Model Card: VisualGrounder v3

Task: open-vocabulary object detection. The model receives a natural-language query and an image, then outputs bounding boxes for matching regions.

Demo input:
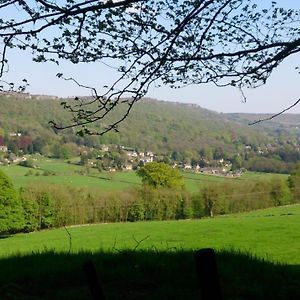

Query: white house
[0,145,8,152]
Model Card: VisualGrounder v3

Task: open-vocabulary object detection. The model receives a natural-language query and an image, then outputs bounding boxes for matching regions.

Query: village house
[87,159,96,166]
[123,164,133,171]
[126,150,138,158]
[200,167,227,175]
[9,132,22,137]
[7,153,27,164]
[194,164,201,172]
[140,155,154,164]
[183,164,192,170]
[101,145,109,152]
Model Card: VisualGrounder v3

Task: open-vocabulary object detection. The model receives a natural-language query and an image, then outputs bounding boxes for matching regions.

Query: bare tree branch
[0,0,299,135]
[249,98,300,125]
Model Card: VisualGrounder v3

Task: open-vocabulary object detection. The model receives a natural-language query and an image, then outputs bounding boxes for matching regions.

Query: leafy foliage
[0,169,296,234]
[288,162,300,201]
[137,162,184,188]
[0,170,24,234]
[0,95,269,156]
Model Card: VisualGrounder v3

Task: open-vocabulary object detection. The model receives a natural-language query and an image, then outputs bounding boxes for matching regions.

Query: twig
[64,225,72,253]
[239,86,247,103]
[112,236,121,253]
[132,234,150,250]
[249,98,300,125]
[0,35,13,78]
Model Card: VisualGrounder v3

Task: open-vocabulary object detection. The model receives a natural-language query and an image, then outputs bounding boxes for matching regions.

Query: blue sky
[2,0,300,114]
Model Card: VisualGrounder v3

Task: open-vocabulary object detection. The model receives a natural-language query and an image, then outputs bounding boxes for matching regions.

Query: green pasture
[0,158,288,192]
[240,171,288,181]
[0,159,141,191]
[1,204,299,264]
[0,205,300,299]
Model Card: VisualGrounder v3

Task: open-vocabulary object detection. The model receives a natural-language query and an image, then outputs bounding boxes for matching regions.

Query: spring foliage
[0,170,24,233]
[0,167,298,234]
[288,162,300,201]
[136,162,184,188]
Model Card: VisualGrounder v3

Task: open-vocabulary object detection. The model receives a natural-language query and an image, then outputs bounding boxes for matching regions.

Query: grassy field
[0,158,288,192]
[0,204,299,299]
[1,204,299,264]
[0,158,141,191]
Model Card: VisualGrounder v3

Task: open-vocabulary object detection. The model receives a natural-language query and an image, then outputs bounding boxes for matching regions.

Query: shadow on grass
[0,249,299,300]
[0,235,11,240]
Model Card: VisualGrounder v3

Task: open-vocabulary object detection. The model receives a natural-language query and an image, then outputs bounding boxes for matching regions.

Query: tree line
[1,163,300,235]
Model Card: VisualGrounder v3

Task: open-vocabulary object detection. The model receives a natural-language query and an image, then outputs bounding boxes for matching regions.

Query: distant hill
[226,113,300,141]
[118,99,272,153]
[0,95,274,154]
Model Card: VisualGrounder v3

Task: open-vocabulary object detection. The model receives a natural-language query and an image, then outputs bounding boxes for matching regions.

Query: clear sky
[2,0,300,114]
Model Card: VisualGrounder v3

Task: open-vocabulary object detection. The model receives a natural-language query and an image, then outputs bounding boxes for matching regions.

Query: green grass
[1,204,300,264]
[183,170,288,192]
[0,159,141,190]
[0,205,300,299]
[240,171,288,181]
[0,158,288,192]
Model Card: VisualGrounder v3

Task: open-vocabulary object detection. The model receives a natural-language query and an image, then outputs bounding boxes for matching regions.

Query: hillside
[0,94,271,153]
[1,94,300,173]
[227,113,300,140]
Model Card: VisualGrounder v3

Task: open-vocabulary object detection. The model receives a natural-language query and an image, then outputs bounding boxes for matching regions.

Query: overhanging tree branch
[0,0,299,135]
[249,98,300,125]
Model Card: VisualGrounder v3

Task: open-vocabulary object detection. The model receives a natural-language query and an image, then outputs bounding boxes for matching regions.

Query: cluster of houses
[0,132,26,165]
[173,159,242,177]
[120,146,154,163]
[86,146,155,172]
[0,136,242,176]
[90,145,241,176]
[0,153,27,165]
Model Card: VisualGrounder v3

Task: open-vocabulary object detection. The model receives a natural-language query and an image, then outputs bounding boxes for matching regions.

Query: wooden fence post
[194,248,223,300]
[83,261,106,300]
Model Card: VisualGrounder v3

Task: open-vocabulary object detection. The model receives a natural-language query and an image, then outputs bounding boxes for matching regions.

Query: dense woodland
[1,95,300,173]
[1,163,300,234]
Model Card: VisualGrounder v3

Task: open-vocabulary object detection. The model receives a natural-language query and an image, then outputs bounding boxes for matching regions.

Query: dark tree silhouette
[0,0,300,134]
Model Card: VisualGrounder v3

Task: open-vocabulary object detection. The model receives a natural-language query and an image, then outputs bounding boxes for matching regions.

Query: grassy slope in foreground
[1,204,300,264]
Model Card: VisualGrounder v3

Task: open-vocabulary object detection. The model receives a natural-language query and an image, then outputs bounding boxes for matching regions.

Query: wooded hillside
[1,94,299,173]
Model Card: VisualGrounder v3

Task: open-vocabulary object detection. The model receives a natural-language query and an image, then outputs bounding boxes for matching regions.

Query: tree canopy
[1,1,300,134]
[288,162,300,201]
[0,170,24,234]
[137,162,184,188]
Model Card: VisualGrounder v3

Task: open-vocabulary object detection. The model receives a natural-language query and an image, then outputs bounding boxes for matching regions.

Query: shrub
[19,159,35,168]
[128,203,145,222]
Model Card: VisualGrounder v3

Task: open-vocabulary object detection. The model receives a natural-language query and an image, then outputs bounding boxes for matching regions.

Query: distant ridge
[227,112,300,126]
[0,93,299,156]
[0,91,59,100]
